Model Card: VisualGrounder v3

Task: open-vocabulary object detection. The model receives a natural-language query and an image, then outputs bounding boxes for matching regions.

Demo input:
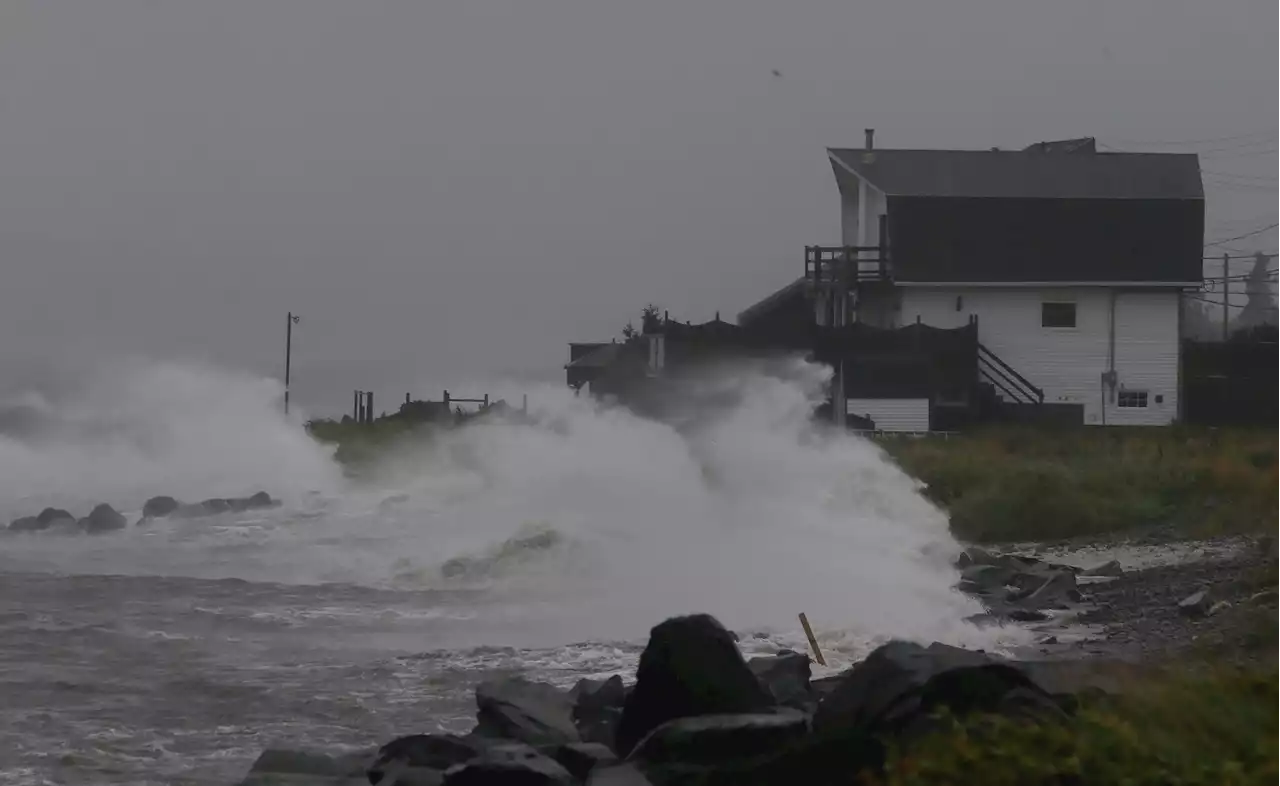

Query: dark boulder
[142,496,180,520]
[10,507,76,532]
[238,747,374,785]
[9,515,42,532]
[80,504,127,534]
[39,507,76,526]
[1178,589,1213,618]
[626,711,808,767]
[548,742,618,780]
[474,677,579,747]
[1081,559,1123,578]
[586,764,655,785]
[570,675,627,748]
[747,650,814,712]
[199,498,232,515]
[228,491,277,512]
[614,614,772,757]
[367,734,485,782]
[443,745,574,786]
[812,641,1062,744]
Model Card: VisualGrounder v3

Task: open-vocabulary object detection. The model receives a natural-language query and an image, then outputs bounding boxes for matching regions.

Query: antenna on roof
[865,128,875,150]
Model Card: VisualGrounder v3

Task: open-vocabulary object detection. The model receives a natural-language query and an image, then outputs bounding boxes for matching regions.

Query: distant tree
[1182,296,1218,341]
[621,321,638,340]
[640,303,662,334]
[1234,251,1278,331]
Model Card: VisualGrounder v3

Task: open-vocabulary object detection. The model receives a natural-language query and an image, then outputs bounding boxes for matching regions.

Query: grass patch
[880,426,1278,543]
[875,663,1278,786]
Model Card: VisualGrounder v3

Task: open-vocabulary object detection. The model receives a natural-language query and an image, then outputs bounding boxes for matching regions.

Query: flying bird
[771,69,782,78]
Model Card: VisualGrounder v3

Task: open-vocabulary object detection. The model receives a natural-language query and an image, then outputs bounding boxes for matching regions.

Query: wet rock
[474,677,579,747]
[614,614,772,757]
[79,503,126,534]
[1178,589,1213,618]
[959,563,1016,589]
[570,675,627,749]
[367,734,484,779]
[548,742,617,780]
[442,747,574,785]
[627,711,808,767]
[142,496,180,520]
[1258,535,1277,560]
[228,491,277,512]
[238,747,373,785]
[8,515,42,532]
[10,507,77,532]
[1006,608,1050,622]
[1248,587,1279,605]
[1081,559,1124,577]
[586,764,655,785]
[812,641,1061,743]
[747,650,814,712]
[1208,600,1233,616]
[1022,569,1079,606]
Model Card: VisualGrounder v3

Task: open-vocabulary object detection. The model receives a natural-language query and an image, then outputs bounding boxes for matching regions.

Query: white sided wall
[846,398,930,432]
[899,287,1181,426]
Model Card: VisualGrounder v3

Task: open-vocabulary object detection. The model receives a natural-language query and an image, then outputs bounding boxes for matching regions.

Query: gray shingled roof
[828,148,1204,200]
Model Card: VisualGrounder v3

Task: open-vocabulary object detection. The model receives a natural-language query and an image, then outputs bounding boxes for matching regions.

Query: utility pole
[284,312,300,414]
[1221,252,1229,342]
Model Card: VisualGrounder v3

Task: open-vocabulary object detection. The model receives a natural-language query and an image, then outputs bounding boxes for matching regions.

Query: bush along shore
[235,609,1276,786]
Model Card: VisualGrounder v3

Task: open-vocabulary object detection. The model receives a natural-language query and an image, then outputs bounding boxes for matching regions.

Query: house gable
[826,144,1205,286]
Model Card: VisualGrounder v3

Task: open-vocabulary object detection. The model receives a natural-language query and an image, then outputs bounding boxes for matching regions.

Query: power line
[1205,223,1280,249]
[1109,132,1275,147]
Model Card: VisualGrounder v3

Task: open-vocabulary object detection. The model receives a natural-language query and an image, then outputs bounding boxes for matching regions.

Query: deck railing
[804,245,892,287]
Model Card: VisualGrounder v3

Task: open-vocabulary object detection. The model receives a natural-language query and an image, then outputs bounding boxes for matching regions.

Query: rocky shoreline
[231,535,1277,786]
[7,491,280,534]
[237,614,1080,786]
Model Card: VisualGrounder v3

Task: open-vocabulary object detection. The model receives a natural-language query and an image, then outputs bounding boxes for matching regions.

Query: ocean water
[0,359,1023,785]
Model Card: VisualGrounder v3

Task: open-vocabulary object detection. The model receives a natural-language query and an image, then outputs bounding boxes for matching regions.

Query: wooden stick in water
[798,612,826,666]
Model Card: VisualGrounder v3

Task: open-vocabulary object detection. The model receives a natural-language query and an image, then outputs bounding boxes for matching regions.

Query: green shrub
[883,426,1277,543]
[875,666,1278,786]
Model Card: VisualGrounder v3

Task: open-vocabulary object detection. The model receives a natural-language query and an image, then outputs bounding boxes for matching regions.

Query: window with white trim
[1117,390,1149,408]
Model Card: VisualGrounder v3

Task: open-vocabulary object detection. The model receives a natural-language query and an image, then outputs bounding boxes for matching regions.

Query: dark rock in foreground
[80,503,127,534]
[237,747,373,785]
[443,743,575,785]
[747,650,814,712]
[474,677,580,747]
[241,612,1077,786]
[570,675,627,749]
[614,613,772,757]
[813,640,1062,744]
[367,734,484,780]
[628,711,809,767]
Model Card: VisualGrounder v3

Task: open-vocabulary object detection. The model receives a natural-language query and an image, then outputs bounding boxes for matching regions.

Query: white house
[745,133,1205,429]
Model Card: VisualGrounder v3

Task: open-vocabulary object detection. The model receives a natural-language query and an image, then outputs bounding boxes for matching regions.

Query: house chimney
[865,128,875,150]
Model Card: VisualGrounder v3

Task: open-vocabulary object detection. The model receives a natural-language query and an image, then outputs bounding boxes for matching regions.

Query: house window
[1117,390,1149,408]
[1041,302,1077,328]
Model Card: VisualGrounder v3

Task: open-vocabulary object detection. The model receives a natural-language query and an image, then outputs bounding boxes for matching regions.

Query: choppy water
[0,359,1025,784]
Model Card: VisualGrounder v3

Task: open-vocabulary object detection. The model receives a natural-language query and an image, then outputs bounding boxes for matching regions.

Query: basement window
[1041,302,1077,328]
[1117,390,1149,408]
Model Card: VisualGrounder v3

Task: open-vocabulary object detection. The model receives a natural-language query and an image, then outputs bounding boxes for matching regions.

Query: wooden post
[443,390,450,409]
[353,390,360,421]
[1222,252,1230,341]
[366,391,374,424]
[798,612,826,666]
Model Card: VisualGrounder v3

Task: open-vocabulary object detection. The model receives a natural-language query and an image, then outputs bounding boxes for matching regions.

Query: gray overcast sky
[1,0,1275,414]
